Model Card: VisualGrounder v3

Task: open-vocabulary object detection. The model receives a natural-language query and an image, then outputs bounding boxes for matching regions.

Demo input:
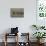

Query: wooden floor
[0,42,46,46]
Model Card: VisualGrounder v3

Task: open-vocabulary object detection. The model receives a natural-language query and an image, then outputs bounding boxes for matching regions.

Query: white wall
[0,0,36,42]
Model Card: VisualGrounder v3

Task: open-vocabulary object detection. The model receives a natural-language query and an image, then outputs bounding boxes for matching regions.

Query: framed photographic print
[36,0,46,26]
[37,0,46,18]
[10,8,24,17]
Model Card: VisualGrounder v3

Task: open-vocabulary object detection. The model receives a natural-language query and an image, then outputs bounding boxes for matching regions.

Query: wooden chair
[20,33,30,46]
[4,33,18,46]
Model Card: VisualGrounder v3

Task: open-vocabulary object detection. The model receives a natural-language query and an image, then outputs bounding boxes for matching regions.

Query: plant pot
[37,39,40,43]
[40,38,45,43]
[37,39,45,44]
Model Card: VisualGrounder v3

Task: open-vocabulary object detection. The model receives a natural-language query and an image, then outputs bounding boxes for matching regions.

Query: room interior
[0,0,46,46]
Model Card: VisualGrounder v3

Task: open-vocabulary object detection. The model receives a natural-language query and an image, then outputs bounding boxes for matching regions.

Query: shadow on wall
[0,28,11,42]
[29,25,37,42]
[3,28,11,34]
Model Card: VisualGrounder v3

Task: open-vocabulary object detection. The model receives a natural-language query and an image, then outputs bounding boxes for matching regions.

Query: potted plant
[33,32,46,43]
[40,26,45,29]
[32,24,45,30]
[32,25,39,30]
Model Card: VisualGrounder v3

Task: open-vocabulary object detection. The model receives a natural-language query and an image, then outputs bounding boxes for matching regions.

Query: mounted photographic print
[37,0,46,18]
[10,8,24,17]
[36,0,46,26]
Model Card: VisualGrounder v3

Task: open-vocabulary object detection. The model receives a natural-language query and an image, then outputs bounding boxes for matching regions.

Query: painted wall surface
[0,0,36,42]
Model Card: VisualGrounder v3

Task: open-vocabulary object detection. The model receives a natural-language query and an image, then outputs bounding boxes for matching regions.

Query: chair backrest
[11,27,18,34]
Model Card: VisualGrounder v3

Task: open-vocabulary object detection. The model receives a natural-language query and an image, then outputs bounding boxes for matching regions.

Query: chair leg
[15,34,18,46]
[4,33,7,46]
[4,41,7,46]
[17,34,18,46]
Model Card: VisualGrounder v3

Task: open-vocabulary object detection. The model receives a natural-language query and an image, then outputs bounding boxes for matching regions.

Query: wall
[0,0,36,42]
